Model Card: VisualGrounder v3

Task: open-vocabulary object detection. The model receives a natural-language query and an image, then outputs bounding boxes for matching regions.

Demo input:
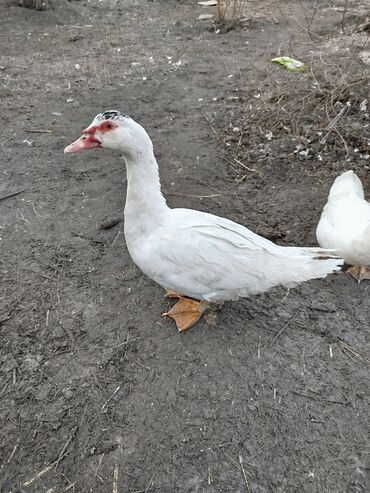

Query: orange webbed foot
[347,265,370,283]
[163,295,209,332]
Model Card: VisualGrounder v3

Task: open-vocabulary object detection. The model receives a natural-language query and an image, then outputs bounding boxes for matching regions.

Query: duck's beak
[64,133,101,154]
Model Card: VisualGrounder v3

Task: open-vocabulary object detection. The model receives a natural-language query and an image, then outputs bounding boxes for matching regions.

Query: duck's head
[64,110,152,160]
[328,170,364,199]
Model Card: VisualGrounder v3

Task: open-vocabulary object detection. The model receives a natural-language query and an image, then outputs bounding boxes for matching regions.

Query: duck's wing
[171,208,326,257]
[152,209,341,301]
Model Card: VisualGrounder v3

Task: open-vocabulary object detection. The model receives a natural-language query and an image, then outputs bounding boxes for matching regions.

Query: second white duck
[65,111,343,331]
[317,169,370,282]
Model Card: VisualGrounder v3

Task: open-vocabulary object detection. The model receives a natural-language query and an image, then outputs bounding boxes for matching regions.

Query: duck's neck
[124,148,169,228]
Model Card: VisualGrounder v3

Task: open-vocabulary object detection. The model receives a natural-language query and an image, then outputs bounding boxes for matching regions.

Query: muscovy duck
[317,170,370,282]
[65,111,343,331]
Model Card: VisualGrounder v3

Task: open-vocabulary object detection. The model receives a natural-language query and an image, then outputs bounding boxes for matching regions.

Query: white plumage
[316,170,370,268]
[128,207,342,302]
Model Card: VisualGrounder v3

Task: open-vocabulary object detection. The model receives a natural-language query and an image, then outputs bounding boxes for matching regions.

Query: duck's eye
[106,122,113,129]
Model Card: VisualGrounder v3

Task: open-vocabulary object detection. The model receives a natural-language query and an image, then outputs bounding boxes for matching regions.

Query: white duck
[316,170,370,282]
[65,111,343,331]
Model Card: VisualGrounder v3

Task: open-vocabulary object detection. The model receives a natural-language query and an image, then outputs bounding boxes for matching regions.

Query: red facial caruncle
[83,120,118,135]
[64,119,118,154]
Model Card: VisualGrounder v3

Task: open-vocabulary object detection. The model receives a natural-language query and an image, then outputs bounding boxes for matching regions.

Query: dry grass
[261,35,370,158]
[221,16,370,174]
[215,0,243,26]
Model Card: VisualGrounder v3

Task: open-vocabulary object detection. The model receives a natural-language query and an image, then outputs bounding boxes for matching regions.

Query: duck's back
[317,195,370,265]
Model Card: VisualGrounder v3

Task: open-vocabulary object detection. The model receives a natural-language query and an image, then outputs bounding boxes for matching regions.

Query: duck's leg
[163,292,209,331]
[347,265,370,283]
[164,290,184,299]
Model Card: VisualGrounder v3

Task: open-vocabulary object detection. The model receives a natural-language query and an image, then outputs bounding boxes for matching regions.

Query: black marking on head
[96,110,129,122]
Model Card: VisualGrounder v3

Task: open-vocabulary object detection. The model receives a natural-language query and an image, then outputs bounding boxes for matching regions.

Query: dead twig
[22,429,75,489]
[112,464,119,493]
[300,0,321,42]
[238,455,251,492]
[23,462,60,487]
[167,192,222,198]
[292,388,348,405]
[337,339,370,365]
[222,156,256,173]
[55,426,78,470]
[223,451,254,489]
[272,310,299,342]
[7,444,17,463]
[25,129,52,134]
[233,157,256,173]
[101,386,120,412]
[204,114,217,135]
[64,482,76,492]
[110,230,122,248]
[0,312,12,324]
[0,190,25,202]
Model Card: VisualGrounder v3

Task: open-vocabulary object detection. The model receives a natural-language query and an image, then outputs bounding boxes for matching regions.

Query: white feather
[128,208,342,301]
[70,113,344,302]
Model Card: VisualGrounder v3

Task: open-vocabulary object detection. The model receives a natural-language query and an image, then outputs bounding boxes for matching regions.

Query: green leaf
[271,56,306,72]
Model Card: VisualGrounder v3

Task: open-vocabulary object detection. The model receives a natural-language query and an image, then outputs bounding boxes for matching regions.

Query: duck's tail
[280,246,343,287]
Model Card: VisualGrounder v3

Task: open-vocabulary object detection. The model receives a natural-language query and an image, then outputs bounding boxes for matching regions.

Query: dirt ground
[1,0,370,491]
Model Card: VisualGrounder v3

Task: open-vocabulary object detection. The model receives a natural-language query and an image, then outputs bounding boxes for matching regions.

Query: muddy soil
[1,0,370,491]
